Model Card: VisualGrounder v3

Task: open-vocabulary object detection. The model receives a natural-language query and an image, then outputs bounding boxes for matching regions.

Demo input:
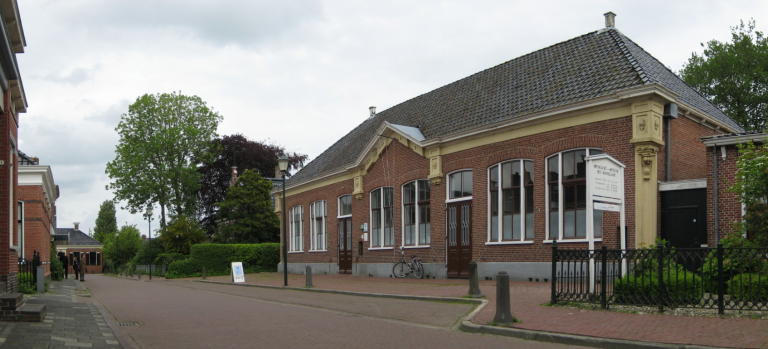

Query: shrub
[728,273,768,301]
[614,269,703,306]
[50,258,64,281]
[166,243,279,279]
[155,253,188,266]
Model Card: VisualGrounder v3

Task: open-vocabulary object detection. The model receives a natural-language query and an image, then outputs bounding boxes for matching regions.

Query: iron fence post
[601,246,607,309]
[717,243,724,315]
[657,244,664,313]
[551,240,557,305]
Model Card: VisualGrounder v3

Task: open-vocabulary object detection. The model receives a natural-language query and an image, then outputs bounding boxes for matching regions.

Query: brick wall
[705,144,741,246]
[19,185,54,276]
[666,116,720,181]
[285,116,641,267]
[0,89,20,292]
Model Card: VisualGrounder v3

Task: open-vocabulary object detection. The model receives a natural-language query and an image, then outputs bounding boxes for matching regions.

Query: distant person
[73,257,80,280]
[60,253,69,279]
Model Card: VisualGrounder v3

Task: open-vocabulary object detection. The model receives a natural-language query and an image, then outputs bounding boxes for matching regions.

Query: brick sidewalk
[198,272,768,348]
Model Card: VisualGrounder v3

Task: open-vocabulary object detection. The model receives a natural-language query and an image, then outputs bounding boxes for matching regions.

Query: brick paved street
[1,277,122,348]
[86,274,584,349]
[198,272,768,349]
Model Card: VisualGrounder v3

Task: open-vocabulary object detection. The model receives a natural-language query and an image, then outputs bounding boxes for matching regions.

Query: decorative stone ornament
[636,146,659,180]
[427,148,443,185]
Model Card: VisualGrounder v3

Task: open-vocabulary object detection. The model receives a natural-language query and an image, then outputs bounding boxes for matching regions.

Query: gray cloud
[41,67,93,85]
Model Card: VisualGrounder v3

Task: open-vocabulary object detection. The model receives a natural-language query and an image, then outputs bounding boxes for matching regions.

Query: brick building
[18,151,58,279]
[0,0,28,292]
[276,13,743,280]
[54,224,103,275]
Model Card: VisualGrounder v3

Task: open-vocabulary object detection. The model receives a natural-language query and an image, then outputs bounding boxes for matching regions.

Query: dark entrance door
[661,188,707,249]
[338,218,353,274]
[447,201,472,278]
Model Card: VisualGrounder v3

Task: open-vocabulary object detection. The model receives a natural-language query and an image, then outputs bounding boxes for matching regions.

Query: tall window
[309,201,327,251]
[448,170,473,200]
[547,149,603,240]
[338,195,352,217]
[370,187,394,248]
[403,180,430,246]
[17,201,23,257]
[488,160,533,243]
[86,251,100,266]
[289,206,304,251]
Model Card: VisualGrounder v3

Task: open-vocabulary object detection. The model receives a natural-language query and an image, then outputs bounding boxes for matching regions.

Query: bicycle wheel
[393,262,408,278]
[413,261,424,279]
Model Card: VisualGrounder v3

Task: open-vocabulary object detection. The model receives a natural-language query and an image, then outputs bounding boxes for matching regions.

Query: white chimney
[604,12,616,28]
[369,106,376,117]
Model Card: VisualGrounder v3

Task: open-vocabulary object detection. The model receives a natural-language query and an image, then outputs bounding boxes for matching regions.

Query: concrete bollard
[37,267,45,293]
[202,267,206,280]
[493,271,516,324]
[306,266,313,287]
[138,270,142,279]
[130,268,134,278]
[467,261,483,298]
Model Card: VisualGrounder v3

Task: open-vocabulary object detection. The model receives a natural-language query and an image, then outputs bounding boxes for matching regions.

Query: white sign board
[231,262,245,283]
[594,202,620,212]
[587,156,624,202]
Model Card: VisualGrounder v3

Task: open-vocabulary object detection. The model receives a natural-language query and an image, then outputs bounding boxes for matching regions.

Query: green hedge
[166,243,280,279]
[728,273,768,301]
[614,271,703,305]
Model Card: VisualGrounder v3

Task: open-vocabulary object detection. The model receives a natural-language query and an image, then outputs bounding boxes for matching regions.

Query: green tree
[158,215,206,255]
[730,141,768,246]
[93,200,118,243]
[106,92,223,227]
[680,19,768,131]
[132,238,165,266]
[214,170,280,243]
[102,224,143,266]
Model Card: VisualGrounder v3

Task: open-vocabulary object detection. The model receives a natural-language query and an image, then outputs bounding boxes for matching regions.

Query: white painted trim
[702,133,768,146]
[308,250,327,253]
[401,179,431,248]
[288,251,304,254]
[658,179,707,191]
[367,247,394,251]
[445,169,473,202]
[485,241,534,246]
[402,245,430,249]
[543,239,600,244]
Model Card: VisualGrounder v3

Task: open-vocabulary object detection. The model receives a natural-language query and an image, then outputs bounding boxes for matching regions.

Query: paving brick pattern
[0,277,121,348]
[86,274,582,349]
[201,272,768,349]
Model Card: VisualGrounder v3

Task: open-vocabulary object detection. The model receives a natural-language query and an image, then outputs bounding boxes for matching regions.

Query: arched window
[546,149,603,241]
[289,206,304,252]
[403,180,430,247]
[309,201,327,251]
[370,187,394,248]
[447,170,473,201]
[338,195,352,218]
[488,160,533,243]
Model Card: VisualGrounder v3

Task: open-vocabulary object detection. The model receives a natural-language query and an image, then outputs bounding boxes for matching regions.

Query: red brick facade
[667,116,720,181]
[19,185,55,277]
[0,89,20,291]
[705,144,741,246]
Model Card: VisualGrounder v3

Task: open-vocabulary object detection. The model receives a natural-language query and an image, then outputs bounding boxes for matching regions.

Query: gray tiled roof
[54,228,103,246]
[288,28,743,188]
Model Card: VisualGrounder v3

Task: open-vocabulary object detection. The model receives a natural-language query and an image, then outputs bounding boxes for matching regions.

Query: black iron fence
[551,243,768,313]
[18,251,40,286]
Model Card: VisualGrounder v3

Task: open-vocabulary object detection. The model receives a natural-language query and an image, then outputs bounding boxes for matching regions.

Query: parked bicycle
[393,247,424,279]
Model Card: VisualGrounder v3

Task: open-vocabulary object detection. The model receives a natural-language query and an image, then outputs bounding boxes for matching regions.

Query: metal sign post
[586,154,626,293]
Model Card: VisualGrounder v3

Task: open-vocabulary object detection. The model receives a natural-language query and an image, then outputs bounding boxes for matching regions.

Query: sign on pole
[231,262,245,283]
[585,154,626,293]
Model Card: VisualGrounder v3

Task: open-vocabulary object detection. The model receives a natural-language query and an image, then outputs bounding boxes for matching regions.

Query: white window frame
[338,195,352,218]
[289,206,304,252]
[544,148,603,243]
[401,179,430,248]
[309,200,327,252]
[9,145,15,250]
[486,160,534,245]
[17,201,24,257]
[369,187,394,250]
[445,169,473,203]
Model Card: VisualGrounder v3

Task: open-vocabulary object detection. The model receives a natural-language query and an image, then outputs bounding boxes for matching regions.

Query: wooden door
[447,201,472,278]
[338,218,353,274]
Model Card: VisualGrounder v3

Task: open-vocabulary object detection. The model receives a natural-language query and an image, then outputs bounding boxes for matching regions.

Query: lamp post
[145,207,154,280]
[277,156,289,287]
[115,229,120,273]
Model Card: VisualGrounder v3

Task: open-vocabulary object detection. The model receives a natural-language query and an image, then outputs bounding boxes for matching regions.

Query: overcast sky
[14,0,767,237]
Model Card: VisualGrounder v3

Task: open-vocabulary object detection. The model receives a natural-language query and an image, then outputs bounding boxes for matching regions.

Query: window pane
[563,151,574,180]
[462,171,473,197]
[384,188,393,207]
[405,204,416,225]
[564,185,576,210]
[525,213,534,239]
[503,213,513,240]
[550,212,559,239]
[575,150,587,179]
[339,223,344,250]
[489,166,499,190]
[549,184,559,211]
[512,213,521,240]
[419,180,430,201]
[491,215,499,241]
[548,156,559,182]
[450,173,462,198]
[503,189,514,215]
[420,204,430,245]
[371,189,381,209]
[524,160,534,185]
[564,211,575,238]
[502,163,512,188]
[405,225,413,246]
[526,185,534,213]
[594,210,603,238]
[576,209,586,238]
[576,184,586,209]
[347,220,352,247]
[404,183,415,204]
[512,161,521,188]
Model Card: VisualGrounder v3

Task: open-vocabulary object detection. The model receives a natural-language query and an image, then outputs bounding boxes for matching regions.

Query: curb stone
[199,279,729,349]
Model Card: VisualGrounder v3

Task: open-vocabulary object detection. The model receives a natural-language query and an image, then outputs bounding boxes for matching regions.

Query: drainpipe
[663,103,677,182]
[714,143,719,245]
